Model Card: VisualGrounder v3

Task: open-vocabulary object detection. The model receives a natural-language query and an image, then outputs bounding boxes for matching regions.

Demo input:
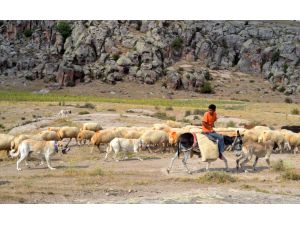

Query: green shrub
[277,86,285,92]
[193,115,199,120]
[193,109,206,115]
[112,54,119,61]
[23,29,33,38]
[171,37,184,50]
[0,123,5,129]
[165,106,173,111]
[107,108,116,112]
[283,63,288,73]
[200,82,213,94]
[184,110,191,117]
[281,170,300,181]
[152,112,175,121]
[21,117,26,120]
[226,121,236,128]
[83,102,95,109]
[78,111,90,115]
[291,108,299,115]
[284,97,293,104]
[271,50,280,64]
[56,21,72,40]
[272,159,289,172]
[198,172,237,184]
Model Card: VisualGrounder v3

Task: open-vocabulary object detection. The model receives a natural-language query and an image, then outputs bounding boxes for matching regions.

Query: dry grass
[198,172,237,184]
[271,159,291,172]
[281,170,300,181]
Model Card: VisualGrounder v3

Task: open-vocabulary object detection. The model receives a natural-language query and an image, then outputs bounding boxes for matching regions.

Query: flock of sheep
[0,116,300,171]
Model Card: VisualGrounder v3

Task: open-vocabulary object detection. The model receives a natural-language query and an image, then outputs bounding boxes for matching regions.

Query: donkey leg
[167,152,179,174]
[182,151,191,174]
[206,162,211,172]
[221,154,229,172]
[252,156,259,171]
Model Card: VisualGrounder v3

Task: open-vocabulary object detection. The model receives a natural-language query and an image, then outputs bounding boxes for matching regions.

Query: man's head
[208,104,216,115]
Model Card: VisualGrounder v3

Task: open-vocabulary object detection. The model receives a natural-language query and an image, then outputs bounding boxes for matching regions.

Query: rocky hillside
[0,20,300,95]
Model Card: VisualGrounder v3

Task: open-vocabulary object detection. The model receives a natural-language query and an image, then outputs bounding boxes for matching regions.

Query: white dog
[57,109,71,118]
[10,139,69,171]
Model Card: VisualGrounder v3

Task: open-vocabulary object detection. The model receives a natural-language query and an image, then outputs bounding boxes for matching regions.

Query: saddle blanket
[194,133,219,162]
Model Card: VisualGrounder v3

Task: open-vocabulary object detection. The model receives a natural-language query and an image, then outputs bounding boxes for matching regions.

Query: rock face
[1,20,300,94]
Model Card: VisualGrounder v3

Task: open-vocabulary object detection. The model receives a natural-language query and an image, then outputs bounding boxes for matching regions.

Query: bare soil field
[1,102,300,203]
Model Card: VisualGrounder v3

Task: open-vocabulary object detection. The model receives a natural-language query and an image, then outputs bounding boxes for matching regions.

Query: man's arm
[202,121,212,131]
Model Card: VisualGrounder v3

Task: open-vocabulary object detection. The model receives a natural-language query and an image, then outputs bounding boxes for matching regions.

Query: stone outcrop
[1,20,300,94]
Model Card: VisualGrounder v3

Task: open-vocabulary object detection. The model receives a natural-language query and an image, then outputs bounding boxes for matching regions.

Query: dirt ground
[1,107,300,203]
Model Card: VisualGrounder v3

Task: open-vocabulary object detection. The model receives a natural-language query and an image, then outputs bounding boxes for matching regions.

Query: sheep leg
[206,162,211,172]
[293,146,299,155]
[167,152,179,174]
[114,150,120,162]
[104,146,111,161]
[65,138,72,147]
[252,156,259,171]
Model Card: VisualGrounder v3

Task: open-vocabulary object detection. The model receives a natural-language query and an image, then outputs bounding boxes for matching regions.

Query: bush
[112,54,119,61]
[272,159,289,172]
[193,109,206,115]
[277,86,285,92]
[165,106,173,111]
[152,112,175,121]
[21,117,26,120]
[83,102,95,109]
[291,108,299,115]
[107,108,116,112]
[23,29,33,38]
[193,115,199,120]
[200,82,213,94]
[59,101,66,106]
[226,121,236,128]
[78,111,90,115]
[281,170,300,181]
[56,21,72,40]
[271,50,280,64]
[184,110,191,117]
[283,63,288,74]
[284,97,293,104]
[171,37,183,50]
[198,172,237,184]
[0,123,5,129]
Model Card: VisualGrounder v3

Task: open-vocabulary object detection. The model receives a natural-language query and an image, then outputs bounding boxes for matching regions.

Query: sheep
[105,138,143,161]
[139,130,169,152]
[242,129,262,143]
[34,130,60,141]
[258,130,285,153]
[90,129,121,153]
[56,126,80,146]
[281,130,300,154]
[48,127,61,132]
[152,123,171,130]
[252,126,271,131]
[81,122,102,132]
[0,133,15,157]
[10,134,32,152]
[235,140,275,172]
[77,130,95,145]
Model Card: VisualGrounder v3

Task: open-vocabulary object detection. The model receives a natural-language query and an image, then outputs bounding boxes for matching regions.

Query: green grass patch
[272,159,291,172]
[281,170,300,181]
[78,111,90,115]
[0,90,245,108]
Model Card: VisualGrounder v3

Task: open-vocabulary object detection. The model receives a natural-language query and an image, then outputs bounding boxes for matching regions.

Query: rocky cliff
[1,20,300,95]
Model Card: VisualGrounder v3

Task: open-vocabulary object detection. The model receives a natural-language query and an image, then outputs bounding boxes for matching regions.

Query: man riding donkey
[201,104,229,171]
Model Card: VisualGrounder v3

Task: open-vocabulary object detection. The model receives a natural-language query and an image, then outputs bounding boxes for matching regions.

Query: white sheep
[77,130,95,145]
[10,134,31,152]
[0,133,15,157]
[90,129,121,153]
[35,130,60,141]
[57,126,80,146]
[281,130,300,154]
[140,130,169,152]
[81,122,102,132]
[105,138,143,161]
[258,130,285,153]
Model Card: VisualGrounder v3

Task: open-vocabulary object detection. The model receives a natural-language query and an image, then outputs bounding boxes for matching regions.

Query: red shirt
[202,111,217,133]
